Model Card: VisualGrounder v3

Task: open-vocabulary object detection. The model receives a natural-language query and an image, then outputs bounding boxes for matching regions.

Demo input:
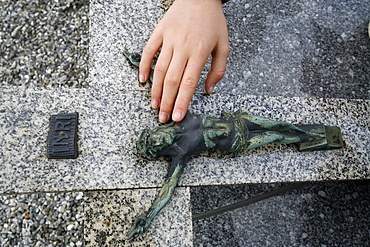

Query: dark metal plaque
[47,112,79,159]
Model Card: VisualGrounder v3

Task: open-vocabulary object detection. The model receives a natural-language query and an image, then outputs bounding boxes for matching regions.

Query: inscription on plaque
[47,112,79,159]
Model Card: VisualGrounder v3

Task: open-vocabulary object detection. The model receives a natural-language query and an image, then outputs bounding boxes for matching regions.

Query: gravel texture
[0,192,84,247]
[1,1,88,245]
[0,0,89,87]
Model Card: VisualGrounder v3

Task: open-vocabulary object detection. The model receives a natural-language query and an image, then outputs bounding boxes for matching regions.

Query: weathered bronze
[127,110,344,239]
[123,51,154,85]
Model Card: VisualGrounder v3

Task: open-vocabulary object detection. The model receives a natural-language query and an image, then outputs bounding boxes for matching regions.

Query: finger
[139,31,163,83]
[158,53,187,123]
[151,45,173,110]
[172,57,205,122]
[205,42,229,94]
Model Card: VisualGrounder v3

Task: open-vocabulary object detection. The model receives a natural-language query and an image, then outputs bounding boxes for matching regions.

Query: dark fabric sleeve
[222,0,230,3]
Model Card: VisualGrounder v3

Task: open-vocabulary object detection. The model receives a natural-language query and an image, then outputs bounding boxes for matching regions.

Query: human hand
[139,0,229,123]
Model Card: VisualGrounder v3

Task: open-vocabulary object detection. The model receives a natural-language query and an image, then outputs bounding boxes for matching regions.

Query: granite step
[84,188,193,246]
[1,86,368,194]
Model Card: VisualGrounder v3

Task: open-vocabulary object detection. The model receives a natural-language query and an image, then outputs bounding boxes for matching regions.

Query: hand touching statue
[139,0,229,123]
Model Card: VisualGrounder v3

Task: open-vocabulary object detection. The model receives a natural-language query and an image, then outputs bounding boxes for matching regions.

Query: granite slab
[90,0,370,99]
[192,180,370,246]
[184,94,370,185]
[0,87,164,194]
[220,0,370,99]
[89,0,163,91]
[0,86,369,194]
[84,187,193,246]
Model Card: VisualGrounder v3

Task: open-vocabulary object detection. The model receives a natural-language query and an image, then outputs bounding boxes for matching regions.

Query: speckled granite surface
[84,187,192,246]
[192,180,370,246]
[90,0,370,98]
[1,87,369,193]
[1,87,369,194]
[89,0,162,91]
[219,0,370,99]
[0,87,161,193]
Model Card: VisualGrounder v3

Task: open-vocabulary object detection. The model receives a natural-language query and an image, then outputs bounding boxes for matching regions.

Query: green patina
[201,114,232,149]
[124,50,344,240]
[137,126,176,159]
[128,163,183,239]
[123,51,154,84]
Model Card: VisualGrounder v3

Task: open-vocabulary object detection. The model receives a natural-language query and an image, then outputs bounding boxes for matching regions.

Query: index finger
[139,32,163,83]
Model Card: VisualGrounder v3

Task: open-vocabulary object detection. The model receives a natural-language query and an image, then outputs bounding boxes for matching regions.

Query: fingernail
[159,111,168,123]
[139,73,145,83]
[173,110,182,122]
[208,85,215,94]
[151,99,159,109]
